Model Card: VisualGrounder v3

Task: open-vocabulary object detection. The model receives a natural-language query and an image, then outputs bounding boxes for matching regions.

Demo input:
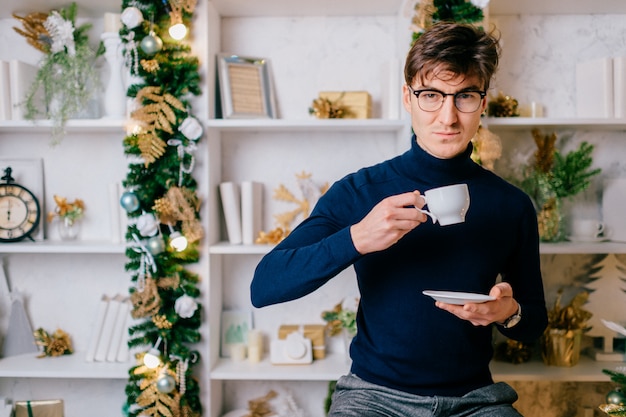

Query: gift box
[318,91,372,119]
[15,400,63,417]
[278,324,326,359]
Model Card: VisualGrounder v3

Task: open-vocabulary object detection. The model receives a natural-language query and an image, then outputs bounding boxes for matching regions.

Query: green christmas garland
[117,1,203,416]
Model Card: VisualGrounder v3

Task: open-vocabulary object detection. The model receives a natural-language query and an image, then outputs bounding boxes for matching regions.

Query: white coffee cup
[416,184,470,226]
[570,219,605,239]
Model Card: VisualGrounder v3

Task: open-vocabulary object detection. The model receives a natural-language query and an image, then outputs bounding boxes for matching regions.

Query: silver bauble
[146,235,166,255]
[607,388,626,405]
[120,191,140,212]
[156,373,176,393]
[140,32,163,55]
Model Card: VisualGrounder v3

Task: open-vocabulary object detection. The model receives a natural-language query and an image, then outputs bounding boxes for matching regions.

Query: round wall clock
[0,166,41,242]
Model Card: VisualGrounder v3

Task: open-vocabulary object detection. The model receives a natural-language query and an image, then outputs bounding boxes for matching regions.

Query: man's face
[402,70,487,160]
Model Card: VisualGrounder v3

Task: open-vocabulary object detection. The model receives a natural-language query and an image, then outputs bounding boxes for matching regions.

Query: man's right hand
[350,191,428,255]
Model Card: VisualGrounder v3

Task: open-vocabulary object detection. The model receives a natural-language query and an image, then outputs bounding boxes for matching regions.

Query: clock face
[0,184,40,242]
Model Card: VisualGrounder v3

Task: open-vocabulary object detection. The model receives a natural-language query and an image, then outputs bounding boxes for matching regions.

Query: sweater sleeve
[250,190,362,308]
[497,194,548,342]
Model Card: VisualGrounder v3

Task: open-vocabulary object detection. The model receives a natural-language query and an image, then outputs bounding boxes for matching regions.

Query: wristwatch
[499,303,522,329]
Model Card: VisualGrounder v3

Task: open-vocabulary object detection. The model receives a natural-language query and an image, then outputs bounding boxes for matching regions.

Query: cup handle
[416,207,438,224]
[414,195,437,224]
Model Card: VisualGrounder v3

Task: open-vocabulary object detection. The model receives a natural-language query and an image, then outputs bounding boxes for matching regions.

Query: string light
[143,336,162,368]
[169,22,187,40]
[168,224,188,251]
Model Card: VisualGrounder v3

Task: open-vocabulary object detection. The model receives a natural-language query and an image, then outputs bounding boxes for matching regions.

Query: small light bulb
[169,232,188,251]
[169,23,187,40]
[144,348,161,368]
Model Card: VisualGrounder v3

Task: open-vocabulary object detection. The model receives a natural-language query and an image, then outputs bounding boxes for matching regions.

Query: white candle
[104,13,122,33]
[531,101,543,118]
[248,345,262,363]
[230,343,247,362]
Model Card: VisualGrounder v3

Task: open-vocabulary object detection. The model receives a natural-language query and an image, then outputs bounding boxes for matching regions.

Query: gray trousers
[328,373,523,417]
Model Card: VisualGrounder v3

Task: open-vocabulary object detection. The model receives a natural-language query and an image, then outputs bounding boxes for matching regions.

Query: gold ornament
[131,86,187,165]
[271,172,328,231]
[33,328,73,357]
[131,277,162,319]
[531,128,557,174]
[471,125,502,171]
[153,186,203,244]
[244,390,278,417]
[157,273,181,290]
[12,12,50,53]
[411,0,435,33]
[134,132,168,166]
[133,86,186,134]
[136,377,179,414]
[255,227,288,245]
[537,196,560,242]
[495,339,533,364]
[141,59,160,73]
[487,92,520,117]
[153,314,173,329]
[309,95,350,119]
[168,0,197,31]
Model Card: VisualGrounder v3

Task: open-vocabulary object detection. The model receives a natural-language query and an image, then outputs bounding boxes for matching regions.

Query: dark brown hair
[404,21,500,91]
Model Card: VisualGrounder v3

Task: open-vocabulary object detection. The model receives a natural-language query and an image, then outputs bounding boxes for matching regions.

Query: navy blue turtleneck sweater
[251,136,547,397]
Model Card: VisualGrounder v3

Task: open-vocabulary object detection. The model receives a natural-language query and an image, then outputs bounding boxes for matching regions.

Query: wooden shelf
[0,352,131,379]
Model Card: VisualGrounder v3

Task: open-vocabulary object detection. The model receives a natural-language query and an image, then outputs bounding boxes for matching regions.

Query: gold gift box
[278,324,326,359]
[15,400,64,417]
[319,91,372,119]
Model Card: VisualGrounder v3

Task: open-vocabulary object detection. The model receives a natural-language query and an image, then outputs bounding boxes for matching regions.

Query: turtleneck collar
[397,134,480,185]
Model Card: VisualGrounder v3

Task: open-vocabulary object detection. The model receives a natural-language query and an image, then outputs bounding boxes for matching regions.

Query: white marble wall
[492,14,626,118]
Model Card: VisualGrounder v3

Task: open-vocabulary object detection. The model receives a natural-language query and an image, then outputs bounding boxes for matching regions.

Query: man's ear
[402,84,412,113]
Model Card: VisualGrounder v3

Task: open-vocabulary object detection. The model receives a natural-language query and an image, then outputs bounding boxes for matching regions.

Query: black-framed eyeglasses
[408,86,486,113]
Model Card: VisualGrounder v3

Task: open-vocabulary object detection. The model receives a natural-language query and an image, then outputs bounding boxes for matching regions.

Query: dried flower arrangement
[13,2,103,144]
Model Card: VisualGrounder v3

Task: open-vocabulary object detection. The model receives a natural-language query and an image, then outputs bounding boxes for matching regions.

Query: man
[251,21,547,416]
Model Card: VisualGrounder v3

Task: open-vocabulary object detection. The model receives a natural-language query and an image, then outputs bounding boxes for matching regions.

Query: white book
[219,182,243,244]
[8,60,38,120]
[0,61,11,120]
[241,181,263,245]
[576,57,613,118]
[116,310,135,363]
[613,56,626,118]
[85,295,110,362]
[107,297,130,362]
[94,295,121,362]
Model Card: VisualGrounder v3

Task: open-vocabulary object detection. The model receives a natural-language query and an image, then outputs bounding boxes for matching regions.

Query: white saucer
[422,290,495,305]
[567,235,609,243]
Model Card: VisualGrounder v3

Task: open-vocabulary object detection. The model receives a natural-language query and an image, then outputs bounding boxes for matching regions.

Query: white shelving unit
[2,0,626,416]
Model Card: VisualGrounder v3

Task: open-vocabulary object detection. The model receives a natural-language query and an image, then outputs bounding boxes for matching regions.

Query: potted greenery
[542,289,592,367]
[518,129,601,242]
[13,2,103,144]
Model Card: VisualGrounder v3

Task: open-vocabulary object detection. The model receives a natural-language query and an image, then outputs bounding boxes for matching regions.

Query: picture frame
[217,54,277,119]
[220,309,253,357]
